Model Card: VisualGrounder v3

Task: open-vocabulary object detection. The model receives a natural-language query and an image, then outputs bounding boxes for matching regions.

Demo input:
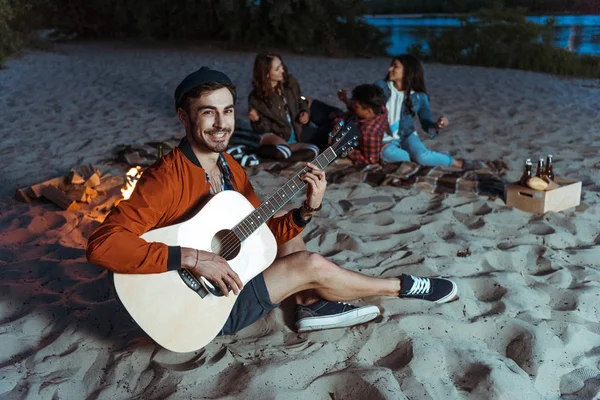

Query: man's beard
[192,125,233,153]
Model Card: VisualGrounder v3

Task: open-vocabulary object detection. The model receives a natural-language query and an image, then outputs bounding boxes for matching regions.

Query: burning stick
[120,166,143,201]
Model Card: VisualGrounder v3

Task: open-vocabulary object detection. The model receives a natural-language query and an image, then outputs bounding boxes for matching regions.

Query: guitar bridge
[178,269,210,298]
[198,277,227,297]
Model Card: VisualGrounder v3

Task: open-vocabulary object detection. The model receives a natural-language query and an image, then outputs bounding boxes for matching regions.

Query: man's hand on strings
[182,248,243,296]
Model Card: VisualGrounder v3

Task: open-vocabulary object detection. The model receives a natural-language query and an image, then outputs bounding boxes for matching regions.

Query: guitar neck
[232,147,338,241]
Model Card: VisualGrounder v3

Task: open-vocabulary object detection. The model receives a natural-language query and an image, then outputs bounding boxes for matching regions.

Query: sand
[0,42,599,399]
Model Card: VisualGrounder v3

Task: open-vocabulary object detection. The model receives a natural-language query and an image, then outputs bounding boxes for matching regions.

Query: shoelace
[406,276,431,295]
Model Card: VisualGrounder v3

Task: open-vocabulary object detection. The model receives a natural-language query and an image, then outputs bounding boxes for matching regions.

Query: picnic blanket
[108,135,508,199]
[259,159,508,199]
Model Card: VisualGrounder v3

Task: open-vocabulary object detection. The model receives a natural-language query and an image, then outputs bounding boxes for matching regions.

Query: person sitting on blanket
[339,54,464,168]
[247,52,341,163]
[86,66,459,339]
[330,84,389,166]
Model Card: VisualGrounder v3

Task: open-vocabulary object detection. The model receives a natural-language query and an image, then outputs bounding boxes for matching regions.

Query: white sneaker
[296,301,380,333]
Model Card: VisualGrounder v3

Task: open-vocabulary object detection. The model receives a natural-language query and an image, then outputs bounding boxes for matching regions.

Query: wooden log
[80,164,92,180]
[27,176,66,198]
[69,168,85,185]
[93,191,123,212]
[85,186,98,200]
[15,188,33,203]
[94,174,125,192]
[64,185,87,202]
[84,172,101,187]
[41,185,80,211]
[79,163,97,180]
[63,185,97,202]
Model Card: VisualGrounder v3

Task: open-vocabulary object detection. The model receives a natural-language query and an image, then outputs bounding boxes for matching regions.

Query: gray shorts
[219,272,279,336]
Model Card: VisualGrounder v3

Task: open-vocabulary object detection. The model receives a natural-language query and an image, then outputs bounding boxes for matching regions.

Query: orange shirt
[86,141,304,274]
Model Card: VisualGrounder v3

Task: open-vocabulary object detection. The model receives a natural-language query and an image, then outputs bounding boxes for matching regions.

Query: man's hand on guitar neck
[300,162,327,220]
[181,248,243,296]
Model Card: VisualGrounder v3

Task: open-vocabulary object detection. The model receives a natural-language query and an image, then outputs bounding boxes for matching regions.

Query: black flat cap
[174,66,236,110]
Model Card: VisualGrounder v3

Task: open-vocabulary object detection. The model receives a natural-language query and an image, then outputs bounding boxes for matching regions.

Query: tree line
[1,0,598,77]
[1,0,389,66]
[364,0,600,15]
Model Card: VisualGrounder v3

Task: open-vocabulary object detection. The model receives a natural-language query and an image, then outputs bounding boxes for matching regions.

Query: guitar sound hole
[211,229,241,261]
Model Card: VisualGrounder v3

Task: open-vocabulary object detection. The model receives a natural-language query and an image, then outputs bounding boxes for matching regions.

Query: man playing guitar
[87,67,458,345]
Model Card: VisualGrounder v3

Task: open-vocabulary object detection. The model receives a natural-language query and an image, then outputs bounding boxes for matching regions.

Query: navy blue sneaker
[296,300,380,333]
[400,274,457,303]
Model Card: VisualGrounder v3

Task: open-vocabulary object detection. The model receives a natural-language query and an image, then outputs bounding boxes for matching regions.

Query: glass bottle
[536,157,545,178]
[519,158,533,186]
[545,154,554,181]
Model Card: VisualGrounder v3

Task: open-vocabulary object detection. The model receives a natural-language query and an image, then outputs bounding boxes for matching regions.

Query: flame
[121,166,143,200]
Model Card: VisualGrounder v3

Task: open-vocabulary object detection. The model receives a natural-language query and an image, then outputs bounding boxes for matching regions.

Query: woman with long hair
[339,54,463,168]
[247,52,340,162]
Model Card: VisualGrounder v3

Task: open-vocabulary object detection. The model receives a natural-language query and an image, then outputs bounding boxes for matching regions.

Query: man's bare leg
[264,213,456,332]
[263,249,456,332]
[264,251,400,305]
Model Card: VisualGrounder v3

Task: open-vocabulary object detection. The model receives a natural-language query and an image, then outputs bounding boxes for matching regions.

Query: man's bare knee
[305,253,337,284]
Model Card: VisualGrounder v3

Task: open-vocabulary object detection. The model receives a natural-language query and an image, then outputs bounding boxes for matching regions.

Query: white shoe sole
[435,279,458,304]
[296,305,381,333]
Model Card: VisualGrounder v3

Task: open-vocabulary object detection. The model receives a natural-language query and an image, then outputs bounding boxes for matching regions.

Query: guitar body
[113,191,278,353]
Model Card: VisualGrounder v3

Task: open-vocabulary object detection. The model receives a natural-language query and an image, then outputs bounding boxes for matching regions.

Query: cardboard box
[505,177,581,214]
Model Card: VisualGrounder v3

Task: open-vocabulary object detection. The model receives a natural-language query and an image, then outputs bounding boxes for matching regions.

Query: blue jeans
[380,133,453,167]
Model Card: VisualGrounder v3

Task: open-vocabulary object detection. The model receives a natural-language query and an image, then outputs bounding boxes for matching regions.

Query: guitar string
[215,150,331,260]
[203,125,352,263]
[214,127,355,259]
[212,167,312,260]
[213,136,349,261]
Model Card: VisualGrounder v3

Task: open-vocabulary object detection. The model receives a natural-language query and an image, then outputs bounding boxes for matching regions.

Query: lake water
[364,14,600,56]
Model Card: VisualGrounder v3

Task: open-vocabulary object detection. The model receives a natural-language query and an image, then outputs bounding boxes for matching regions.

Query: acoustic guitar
[113,121,359,352]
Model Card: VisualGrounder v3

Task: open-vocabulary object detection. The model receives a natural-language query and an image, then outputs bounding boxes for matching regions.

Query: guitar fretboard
[232,147,337,241]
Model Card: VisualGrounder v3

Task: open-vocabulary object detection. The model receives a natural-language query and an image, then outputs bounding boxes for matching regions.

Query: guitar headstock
[328,121,360,159]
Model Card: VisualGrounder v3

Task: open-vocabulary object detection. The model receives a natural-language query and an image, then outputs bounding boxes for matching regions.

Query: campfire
[121,166,143,200]
[15,163,144,213]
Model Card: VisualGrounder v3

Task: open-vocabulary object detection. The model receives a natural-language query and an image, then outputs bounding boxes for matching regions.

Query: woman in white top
[375,54,463,168]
